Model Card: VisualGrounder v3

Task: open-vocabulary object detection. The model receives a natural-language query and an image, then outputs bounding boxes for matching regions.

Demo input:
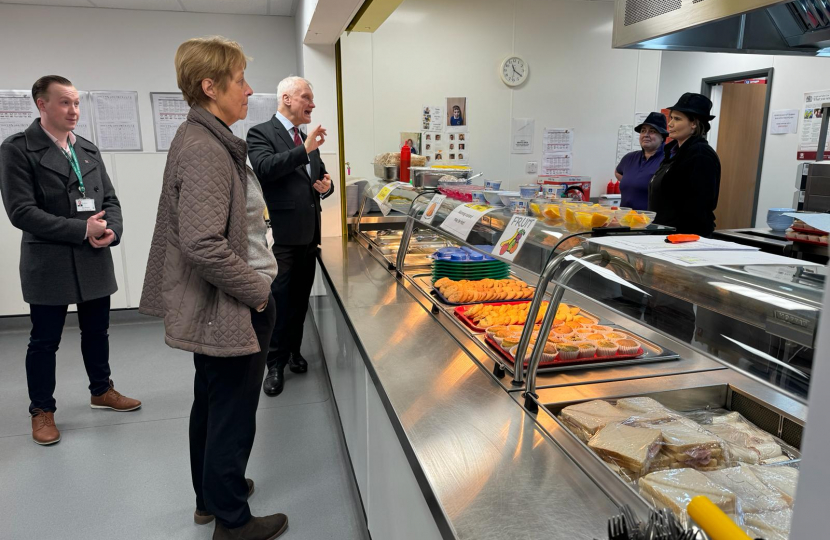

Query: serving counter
[309,184,816,539]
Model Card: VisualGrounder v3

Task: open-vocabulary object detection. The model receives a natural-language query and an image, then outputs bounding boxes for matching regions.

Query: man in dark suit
[0,76,141,446]
[247,76,333,397]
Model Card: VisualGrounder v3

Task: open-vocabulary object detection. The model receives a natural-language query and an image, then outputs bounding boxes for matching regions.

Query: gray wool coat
[0,120,122,306]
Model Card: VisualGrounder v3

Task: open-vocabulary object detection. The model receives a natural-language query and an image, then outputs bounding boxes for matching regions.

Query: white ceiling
[0,0,297,16]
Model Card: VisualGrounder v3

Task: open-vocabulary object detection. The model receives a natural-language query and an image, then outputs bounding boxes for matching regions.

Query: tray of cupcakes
[483,324,679,372]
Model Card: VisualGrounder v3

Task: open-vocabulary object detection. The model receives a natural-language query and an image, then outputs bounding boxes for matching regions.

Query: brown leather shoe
[31,409,61,446]
[213,513,288,540]
[90,383,141,412]
[195,479,255,525]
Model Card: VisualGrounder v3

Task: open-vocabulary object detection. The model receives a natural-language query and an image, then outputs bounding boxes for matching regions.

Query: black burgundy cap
[634,112,668,136]
[667,92,716,121]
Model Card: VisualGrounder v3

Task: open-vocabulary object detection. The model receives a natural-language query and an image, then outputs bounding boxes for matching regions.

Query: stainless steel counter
[314,236,809,540]
[316,238,624,539]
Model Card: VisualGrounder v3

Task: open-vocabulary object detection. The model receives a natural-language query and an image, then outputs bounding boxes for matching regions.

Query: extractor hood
[613,0,830,56]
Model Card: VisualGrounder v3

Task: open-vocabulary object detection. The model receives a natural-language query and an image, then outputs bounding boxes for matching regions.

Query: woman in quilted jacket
[139,37,286,540]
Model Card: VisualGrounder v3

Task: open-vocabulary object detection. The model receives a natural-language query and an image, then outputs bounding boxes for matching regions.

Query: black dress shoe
[263,366,285,396]
[288,353,308,374]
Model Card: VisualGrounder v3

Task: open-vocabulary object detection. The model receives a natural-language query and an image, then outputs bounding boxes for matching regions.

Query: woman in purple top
[615,112,668,210]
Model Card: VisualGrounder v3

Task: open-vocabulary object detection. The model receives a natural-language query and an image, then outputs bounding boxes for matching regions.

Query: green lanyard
[62,142,85,197]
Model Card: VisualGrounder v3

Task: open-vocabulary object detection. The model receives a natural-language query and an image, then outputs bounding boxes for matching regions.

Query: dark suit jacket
[247,117,333,246]
[0,120,123,305]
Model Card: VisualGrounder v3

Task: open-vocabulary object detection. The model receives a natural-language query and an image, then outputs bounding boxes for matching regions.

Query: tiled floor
[0,310,369,540]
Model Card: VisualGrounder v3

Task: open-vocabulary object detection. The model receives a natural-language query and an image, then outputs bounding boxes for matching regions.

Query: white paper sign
[90,91,142,151]
[771,109,799,135]
[422,104,443,131]
[565,255,649,295]
[150,92,189,151]
[616,124,634,164]
[494,215,537,261]
[511,118,534,154]
[588,235,760,254]
[421,194,446,224]
[439,203,495,240]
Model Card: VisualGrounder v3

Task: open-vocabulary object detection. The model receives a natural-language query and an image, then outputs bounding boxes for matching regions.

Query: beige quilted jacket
[139,106,271,357]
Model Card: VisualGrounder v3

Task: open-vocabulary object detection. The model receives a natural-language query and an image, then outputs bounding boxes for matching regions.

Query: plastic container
[400,144,411,183]
[471,191,488,205]
[498,191,521,206]
[510,198,529,214]
[618,210,656,229]
[484,180,503,191]
[543,184,565,199]
[519,184,539,199]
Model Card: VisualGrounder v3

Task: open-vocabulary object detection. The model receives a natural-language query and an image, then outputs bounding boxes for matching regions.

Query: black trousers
[268,243,319,370]
[26,295,112,415]
[189,295,276,529]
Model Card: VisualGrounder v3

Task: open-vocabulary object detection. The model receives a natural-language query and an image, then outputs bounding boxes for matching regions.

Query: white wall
[0,4,297,315]
[340,0,662,194]
[657,51,830,226]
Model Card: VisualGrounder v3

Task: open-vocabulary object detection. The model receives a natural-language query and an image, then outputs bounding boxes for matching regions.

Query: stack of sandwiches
[639,468,737,516]
[587,423,663,474]
[559,400,632,442]
[702,412,784,464]
[703,464,789,514]
[744,508,792,540]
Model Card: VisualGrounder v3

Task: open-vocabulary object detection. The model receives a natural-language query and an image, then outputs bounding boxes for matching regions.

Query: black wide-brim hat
[635,112,668,137]
[668,92,716,121]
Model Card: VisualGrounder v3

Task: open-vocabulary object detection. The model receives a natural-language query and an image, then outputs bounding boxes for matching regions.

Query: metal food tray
[430,280,535,306]
[485,325,680,373]
[452,301,601,333]
[487,328,679,373]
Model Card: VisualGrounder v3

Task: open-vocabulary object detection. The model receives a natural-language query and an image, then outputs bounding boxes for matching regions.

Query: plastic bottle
[606,179,615,195]
[613,179,621,194]
[400,144,411,183]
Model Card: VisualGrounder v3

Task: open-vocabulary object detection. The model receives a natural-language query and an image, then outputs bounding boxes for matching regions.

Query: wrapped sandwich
[704,412,784,464]
[588,423,663,474]
[743,508,792,540]
[635,419,724,470]
[639,468,737,517]
[559,400,632,442]
[748,465,799,506]
[703,464,789,514]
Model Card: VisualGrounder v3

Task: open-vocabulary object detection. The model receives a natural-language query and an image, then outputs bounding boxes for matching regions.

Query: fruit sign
[495,215,537,261]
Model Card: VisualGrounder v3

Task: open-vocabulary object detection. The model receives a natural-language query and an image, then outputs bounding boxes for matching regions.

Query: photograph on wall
[421,130,444,164]
[400,131,421,155]
[449,133,469,164]
[445,97,468,132]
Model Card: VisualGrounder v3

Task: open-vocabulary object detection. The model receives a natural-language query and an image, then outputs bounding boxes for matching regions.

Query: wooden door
[713,83,767,230]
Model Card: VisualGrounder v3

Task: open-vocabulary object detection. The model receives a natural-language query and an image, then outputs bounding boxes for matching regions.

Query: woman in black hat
[648,92,721,236]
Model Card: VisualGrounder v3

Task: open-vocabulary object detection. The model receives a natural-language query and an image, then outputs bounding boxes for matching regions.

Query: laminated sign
[440,203,496,240]
[495,215,537,261]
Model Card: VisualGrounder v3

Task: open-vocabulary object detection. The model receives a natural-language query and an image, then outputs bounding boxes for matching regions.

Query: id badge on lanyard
[66,143,95,212]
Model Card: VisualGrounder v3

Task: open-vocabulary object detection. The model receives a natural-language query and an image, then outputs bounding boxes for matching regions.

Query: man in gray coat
[0,75,141,446]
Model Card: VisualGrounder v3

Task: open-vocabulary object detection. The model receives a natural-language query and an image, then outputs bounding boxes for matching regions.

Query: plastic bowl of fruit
[618,209,656,229]
[529,198,551,217]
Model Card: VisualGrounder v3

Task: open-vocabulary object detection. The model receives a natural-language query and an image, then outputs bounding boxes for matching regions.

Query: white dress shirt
[274,111,311,178]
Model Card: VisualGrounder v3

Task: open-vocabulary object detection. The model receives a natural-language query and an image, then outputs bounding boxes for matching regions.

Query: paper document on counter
[588,235,759,254]
[784,212,830,233]
[646,249,822,267]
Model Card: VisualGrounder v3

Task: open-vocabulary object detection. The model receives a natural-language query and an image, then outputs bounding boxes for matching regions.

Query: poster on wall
[542,128,573,175]
[150,92,189,152]
[400,131,421,155]
[616,124,634,165]
[90,90,142,151]
[445,97,468,133]
[230,93,278,141]
[797,90,830,160]
[421,131,444,165]
[0,90,94,143]
[445,132,469,164]
[422,105,443,131]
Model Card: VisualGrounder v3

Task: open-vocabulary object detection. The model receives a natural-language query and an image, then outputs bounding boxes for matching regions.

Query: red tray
[485,335,645,368]
[791,226,828,235]
[453,301,534,332]
[793,238,829,247]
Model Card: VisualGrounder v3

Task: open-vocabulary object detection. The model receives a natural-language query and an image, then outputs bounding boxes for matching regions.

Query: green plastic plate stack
[431,247,510,282]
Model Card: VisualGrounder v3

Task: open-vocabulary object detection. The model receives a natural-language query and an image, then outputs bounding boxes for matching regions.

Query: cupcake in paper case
[553,325,575,337]
[575,327,594,336]
[591,325,612,333]
[546,335,565,345]
[556,344,580,361]
[576,342,597,359]
[586,332,605,341]
[595,340,619,357]
[564,321,583,330]
[616,338,640,355]
[564,334,584,343]
[501,337,521,349]
[603,331,626,340]
[510,342,557,363]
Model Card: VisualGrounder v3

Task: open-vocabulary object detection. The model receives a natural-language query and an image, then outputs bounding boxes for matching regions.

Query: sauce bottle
[400,144,411,183]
